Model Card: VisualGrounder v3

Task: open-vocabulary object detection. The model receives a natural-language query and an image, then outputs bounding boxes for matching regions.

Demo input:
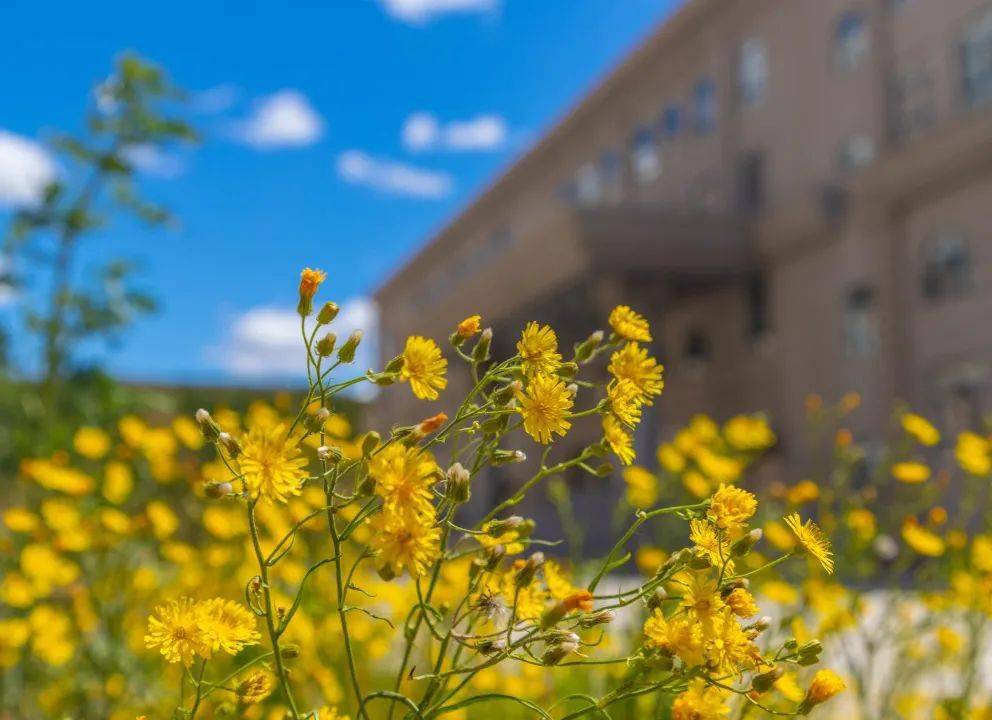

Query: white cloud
[379,0,497,23]
[0,130,58,208]
[122,144,186,179]
[191,84,240,115]
[337,150,453,198]
[214,298,380,398]
[401,112,507,152]
[233,90,324,149]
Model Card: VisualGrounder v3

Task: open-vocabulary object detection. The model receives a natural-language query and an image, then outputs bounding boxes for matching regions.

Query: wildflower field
[1,266,990,720]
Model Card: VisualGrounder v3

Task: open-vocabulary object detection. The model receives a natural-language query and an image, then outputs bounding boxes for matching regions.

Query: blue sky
[0,0,680,385]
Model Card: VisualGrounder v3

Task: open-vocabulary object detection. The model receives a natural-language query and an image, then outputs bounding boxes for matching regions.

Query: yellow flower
[901,412,940,446]
[763,520,797,552]
[607,342,663,405]
[703,608,758,676]
[642,610,705,667]
[102,461,133,504]
[603,416,635,465]
[784,513,834,573]
[972,535,992,573]
[239,424,308,503]
[3,507,40,533]
[456,315,481,338]
[399,336,448,400]
[315,707,351,720]
[369,507,441,579]
[675,570,724,623]
[892,461,930,484]
[725,588,759,618]
[622,466,658,509]
[657,443,686,474]
[845,508,876,541]
[956,432,991,476]
[689,519,733,569]
[517,373,573,444]
[708,484,757,532]
[370,444,438,517]
[73,427,111,460]
[902,521,945,557]
[516,322,561,377]
[608,305,651,342]
[146,501,179,540]
[236,670,273,704]
[607,379,643,427]
[786,479,819,504]
[144,598,209,666]
[802,669,845,709]
[299,267,327,298]
[671,678,729,720]
[635,546,666,575]
[723,414,776,452]
[197,598,260,656]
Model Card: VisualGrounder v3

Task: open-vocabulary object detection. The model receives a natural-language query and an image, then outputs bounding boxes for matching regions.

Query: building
[373,0,992,548]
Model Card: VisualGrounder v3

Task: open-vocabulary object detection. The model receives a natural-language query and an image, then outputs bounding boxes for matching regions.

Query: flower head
[236,671,273,704]
[603,415,635,465]
[370,444,438,517]
[892,461,930,484]
[517,374,573,444]
[708,484,757,532]
[802,669,845,710]
[369,507,441,579]
[671,678,730,720]
[901,412,940,446]
[456,315,481,338]
[607,378,644,427]
[784,513,834,573]
[622,466,658,509]
[197,598,260,656]
[400,336,448,400]
[144,598,208,666]
[608,342,664,405]
[608,305,651,342]
[239,424,308,503]
[298,267,327,316]
[902,521,945,557]
[517,322,561,377]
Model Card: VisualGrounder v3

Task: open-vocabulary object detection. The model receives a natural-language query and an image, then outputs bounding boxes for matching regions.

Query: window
[961,7,992,108]
[630,127,662,183]
[838,134,876,172]
[693,80,717,134]
[738,37,769,106]
[834,11,869,71]
[736,152,765,213]
[922,228,971,300]
[575,162,600,205]
[890,66,935,141]
[599,150,623,204]
[684,328,711,362]
[661,104,682,137]
[747,275,770,340]
[843,282,878,357]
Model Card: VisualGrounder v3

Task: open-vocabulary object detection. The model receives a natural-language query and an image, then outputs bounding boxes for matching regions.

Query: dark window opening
[747,275,769,340]
[922,228,971,300]
[684,328,711,362]
[737,152,765,214]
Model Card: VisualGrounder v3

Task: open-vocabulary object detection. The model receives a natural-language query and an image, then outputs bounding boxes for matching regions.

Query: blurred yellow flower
[892,461,930,484]
[901,412,940,446]
[622,466,658,509]
[603,415,635,465]
[102,461,133,504]
[902,521,945,557]
[73,426,111,460]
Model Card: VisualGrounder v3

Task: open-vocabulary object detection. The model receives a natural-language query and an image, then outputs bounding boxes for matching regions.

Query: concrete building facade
[373,0,992,541]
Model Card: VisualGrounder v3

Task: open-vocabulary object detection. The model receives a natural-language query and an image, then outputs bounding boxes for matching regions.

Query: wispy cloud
[211,298,379,398]
[0,130,58,208]
[123,144,186,179]
[378,0,498,23]
[337,150,453,198]
[191,84,240,115]
[402,112,507,152]
[232,90,325,149]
